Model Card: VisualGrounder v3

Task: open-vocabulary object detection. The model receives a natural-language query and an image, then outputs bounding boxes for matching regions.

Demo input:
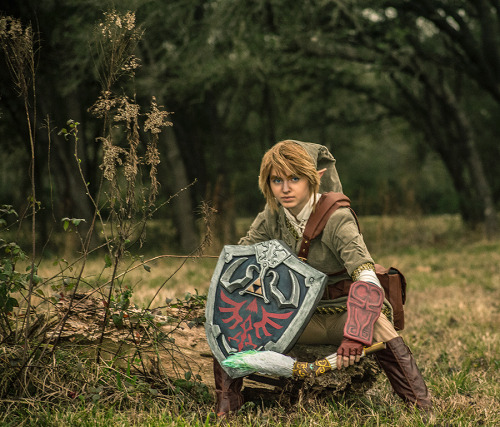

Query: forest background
[2,0,499,255]
[1,1,500,426]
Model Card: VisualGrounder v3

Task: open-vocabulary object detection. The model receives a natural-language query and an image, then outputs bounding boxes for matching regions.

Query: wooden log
[242,344,382,406]
[49,294,381,404]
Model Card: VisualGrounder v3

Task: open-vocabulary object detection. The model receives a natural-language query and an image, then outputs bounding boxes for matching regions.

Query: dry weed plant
[0,11,215,409]
[0,14,46,388]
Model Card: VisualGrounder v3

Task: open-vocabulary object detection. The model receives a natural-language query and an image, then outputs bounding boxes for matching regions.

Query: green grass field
[1,215,499,426]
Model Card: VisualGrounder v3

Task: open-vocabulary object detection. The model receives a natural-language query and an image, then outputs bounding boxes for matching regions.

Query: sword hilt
[362,341,386,356]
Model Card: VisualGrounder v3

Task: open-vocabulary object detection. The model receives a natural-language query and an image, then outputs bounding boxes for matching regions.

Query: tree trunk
[390,64,497,236]
[442,85,497,236]
[161,128,199,253]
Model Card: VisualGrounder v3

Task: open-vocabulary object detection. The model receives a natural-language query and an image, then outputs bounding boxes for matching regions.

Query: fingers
[337,356,344,370]
[336,355,353,370]
[336,354,361,370]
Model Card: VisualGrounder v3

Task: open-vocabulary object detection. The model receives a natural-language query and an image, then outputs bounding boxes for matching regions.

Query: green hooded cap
[290,140,343,193]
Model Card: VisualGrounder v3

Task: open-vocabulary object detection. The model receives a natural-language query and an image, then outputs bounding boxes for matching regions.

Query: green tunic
[238,202,375,289]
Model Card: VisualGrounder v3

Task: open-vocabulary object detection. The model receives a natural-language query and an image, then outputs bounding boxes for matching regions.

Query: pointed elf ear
[317,168,327,180]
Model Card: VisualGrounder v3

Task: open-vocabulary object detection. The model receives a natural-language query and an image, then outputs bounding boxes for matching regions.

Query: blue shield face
[205,240,327,377]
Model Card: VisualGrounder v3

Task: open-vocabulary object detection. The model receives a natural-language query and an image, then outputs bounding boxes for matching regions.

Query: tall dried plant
[0,16,39,362]
[1,10,213,404]
[86,11,176,360]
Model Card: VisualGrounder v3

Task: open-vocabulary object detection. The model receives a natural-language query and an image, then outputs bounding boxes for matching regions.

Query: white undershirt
[359,269,382,288]
[283,193,320,237]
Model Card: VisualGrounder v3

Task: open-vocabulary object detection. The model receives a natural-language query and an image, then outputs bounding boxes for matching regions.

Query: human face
[269,168,311,217]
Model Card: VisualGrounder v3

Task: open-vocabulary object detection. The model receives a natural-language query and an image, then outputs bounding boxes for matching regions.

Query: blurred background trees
[1,0,498,253]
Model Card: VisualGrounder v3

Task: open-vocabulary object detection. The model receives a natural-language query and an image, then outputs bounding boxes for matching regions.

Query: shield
[205,239,328,377]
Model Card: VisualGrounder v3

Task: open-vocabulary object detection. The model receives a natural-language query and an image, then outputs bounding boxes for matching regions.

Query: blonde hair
[259,140,321,212]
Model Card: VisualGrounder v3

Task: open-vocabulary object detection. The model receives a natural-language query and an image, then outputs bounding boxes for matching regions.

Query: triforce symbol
[248,277,263,296]
[220,255,301,308]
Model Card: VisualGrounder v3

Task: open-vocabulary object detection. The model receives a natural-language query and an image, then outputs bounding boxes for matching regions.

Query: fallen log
[49,293,381,404]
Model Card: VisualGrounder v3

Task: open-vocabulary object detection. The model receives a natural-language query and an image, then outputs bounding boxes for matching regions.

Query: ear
[317,168,327,179]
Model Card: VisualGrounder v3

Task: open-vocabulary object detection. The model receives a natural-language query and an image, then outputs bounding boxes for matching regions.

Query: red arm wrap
[343,281,384,346]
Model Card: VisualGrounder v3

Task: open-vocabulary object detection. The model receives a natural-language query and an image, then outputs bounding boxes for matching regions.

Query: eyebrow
[270,173,298,180]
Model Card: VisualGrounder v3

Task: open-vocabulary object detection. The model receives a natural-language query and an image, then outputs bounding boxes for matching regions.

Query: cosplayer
[213,140,431,417]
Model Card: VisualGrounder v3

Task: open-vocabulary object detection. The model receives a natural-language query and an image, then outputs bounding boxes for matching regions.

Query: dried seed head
[144,97,173,134]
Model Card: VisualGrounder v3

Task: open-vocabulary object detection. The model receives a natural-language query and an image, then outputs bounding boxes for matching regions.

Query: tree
[0,0,202,252]
[259,0,498,233]
[2,0,498,247]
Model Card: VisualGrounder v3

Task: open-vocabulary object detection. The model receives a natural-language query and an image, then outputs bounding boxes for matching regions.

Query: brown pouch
[374,264,406,331]
[301,192,407,331]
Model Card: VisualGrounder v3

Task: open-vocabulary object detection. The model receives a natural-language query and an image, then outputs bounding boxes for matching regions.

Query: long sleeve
[320,207,375,277]
[238,205,278,246]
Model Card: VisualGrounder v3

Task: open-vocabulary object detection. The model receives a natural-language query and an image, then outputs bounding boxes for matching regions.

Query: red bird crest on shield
[205,240,327,377]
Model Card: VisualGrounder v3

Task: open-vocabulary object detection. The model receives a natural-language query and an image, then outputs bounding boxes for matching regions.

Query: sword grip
[363,341,386,356]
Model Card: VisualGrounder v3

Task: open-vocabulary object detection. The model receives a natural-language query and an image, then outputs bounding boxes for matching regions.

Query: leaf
[112,313,123,327]
[116,372,123,390]
[64,281,75,291]
[71,218,85,227]
[104,254,112,268]
[143,264,151,272]
[6,297,19,312]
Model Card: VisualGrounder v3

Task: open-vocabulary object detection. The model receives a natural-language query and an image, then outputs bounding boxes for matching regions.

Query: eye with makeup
[271,175,301,185]
[271,177,283,185]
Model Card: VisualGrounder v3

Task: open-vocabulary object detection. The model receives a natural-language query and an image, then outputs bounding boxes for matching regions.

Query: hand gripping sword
[221,341,386,379]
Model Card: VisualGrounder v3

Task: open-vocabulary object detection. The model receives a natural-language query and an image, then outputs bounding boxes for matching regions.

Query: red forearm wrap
[343,280,384,346]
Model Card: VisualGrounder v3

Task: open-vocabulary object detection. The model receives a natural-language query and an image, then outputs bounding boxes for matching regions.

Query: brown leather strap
[298,192,351,261]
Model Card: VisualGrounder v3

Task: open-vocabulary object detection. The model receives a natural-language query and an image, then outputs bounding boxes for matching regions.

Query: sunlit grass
[3,214,500,425]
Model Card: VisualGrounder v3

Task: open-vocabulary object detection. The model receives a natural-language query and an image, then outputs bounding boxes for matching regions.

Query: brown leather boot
[213,358,244,417]
[375,337,432,411]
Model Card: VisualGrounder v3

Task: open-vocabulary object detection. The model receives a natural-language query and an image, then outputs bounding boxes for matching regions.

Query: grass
[1,214,500,426]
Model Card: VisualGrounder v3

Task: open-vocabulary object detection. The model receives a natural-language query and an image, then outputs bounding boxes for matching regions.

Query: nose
[282,180,290,193]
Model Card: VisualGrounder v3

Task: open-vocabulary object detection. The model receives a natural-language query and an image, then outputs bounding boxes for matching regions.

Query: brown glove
[337,337,363,357]
[336,337,363,369]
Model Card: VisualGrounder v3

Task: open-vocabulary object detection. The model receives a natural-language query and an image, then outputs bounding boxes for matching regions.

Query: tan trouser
[296,312,398,346]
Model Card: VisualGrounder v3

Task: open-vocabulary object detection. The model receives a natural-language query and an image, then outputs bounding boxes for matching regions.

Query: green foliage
[2,0,498,248]
[1,5,499,425]
[165,290,206,327]
[0,239,26,313]
[61,217,86,232]
[0,206,30,324]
